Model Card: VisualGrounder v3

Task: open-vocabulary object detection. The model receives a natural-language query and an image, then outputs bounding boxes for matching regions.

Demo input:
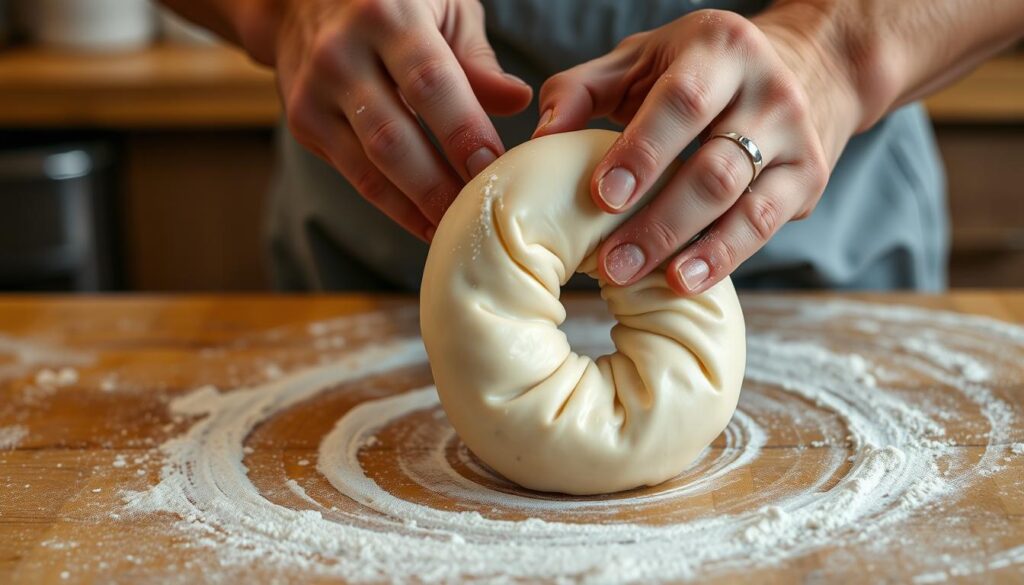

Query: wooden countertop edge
[0,291,1018,303]
[0,46,1020,128]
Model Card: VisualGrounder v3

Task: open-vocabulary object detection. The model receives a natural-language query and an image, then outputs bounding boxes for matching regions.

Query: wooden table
[0,293,1022,584]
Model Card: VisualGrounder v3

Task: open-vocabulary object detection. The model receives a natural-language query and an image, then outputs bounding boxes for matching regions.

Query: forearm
[759,0,1024,132]
[160,0,280,64]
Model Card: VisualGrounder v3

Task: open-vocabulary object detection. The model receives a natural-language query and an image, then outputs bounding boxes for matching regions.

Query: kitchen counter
[0,293,1022,583]
[0,44,1021,128]
[0,45,278,128]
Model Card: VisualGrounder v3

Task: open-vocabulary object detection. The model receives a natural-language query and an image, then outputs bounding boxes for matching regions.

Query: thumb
[450,16,532,116]
[532,50,633,139]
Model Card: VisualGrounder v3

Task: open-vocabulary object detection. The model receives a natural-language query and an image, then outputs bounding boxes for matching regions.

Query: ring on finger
[709,131,764,188]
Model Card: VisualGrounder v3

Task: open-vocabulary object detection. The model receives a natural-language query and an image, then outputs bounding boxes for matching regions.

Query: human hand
[534,7,860,294]
[265,0,532,240]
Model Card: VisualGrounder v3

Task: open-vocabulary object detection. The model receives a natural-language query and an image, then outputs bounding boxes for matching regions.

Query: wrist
[753,0,903,155]
[227,0,284,66]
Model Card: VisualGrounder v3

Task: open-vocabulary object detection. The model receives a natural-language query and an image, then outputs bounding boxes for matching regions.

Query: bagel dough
[420,129,746,495]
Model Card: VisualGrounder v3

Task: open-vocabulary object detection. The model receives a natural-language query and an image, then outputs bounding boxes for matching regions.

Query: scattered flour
[263,363,284,380]
[0,334,90,381]
[119,299,1024,583]
[0,425,28,449]
[100,375,119,393]
[35,367,79,388]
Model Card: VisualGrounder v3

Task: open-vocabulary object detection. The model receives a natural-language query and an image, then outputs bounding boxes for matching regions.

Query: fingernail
[466,147,496,177]
[678,258,710,291]
[605,243,645,285]
[503,72,529,87]
[597,167,636,210]
[425,226,436,242]
[533,108,553,136]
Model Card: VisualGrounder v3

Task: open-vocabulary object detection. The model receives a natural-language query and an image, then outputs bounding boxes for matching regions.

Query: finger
[378,28,507,182]
[598,133,764,286]
[450,2,532,115]
[591,56,744,213]
[666,165,819,295]
[338,67,465,225]
[532,49,635,138]
[321,116,436,241]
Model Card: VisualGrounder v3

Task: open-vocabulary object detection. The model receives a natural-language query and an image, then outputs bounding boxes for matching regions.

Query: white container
[28,0,155,52]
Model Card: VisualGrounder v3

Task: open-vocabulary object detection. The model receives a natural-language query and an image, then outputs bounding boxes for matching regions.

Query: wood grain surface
[0,45,278,128]
[0,293,1022,584]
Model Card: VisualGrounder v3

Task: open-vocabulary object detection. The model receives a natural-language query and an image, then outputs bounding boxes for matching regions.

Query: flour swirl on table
[124,299,1024,583]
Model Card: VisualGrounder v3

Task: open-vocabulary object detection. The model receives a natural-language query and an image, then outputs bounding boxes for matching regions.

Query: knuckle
[792,199,819,221]
[309,30,348,76]
[284,87,317,137]
[364,118,406,161]
[697,151,744,203]
[405,57,455,105]
[696,9,758,50]
[618,133,663,175]
[347,0,398,27]
[617,31,649,49]
[804,152,830,193]
[662,72,713,121]
[642,216,682,253]
[769,77,810,119]
[720,15,759,49]
[461,41,497,64]
[442,117,486,155]
[417,181,455,218]
[746,195,784,242]
[712,236,740,272]
[352,166,389,203]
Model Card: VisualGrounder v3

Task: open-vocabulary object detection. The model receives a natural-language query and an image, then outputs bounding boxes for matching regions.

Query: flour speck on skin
[121,299,1024,583]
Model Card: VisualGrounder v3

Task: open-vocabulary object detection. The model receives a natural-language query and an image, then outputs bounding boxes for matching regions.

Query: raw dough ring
[421,129,746,495]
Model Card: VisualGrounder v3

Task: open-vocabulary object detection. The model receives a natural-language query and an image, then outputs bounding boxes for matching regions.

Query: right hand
[246,0,532,240]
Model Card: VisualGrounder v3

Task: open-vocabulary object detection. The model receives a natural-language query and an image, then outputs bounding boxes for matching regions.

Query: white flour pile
[122,299,1024,583]
[0,334,91,380]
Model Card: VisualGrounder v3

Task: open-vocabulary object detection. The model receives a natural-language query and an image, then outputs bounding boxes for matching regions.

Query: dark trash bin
[0,143,117,291]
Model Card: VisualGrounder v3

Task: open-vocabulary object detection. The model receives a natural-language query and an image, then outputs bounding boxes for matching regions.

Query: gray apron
[267,0,947,292]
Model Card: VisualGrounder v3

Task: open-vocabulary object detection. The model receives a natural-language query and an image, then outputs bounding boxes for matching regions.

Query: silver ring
[710,131,764,186]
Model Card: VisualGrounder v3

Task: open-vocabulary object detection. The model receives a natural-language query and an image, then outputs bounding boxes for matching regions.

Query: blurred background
[0,0,1020,292]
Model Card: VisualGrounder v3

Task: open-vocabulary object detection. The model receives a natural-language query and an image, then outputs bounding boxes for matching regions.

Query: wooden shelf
[925,55,1024,123]
[0,44,280,128]
[0,44,1021,128]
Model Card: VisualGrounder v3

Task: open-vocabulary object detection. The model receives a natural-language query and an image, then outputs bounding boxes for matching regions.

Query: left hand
[533,8,858,295]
